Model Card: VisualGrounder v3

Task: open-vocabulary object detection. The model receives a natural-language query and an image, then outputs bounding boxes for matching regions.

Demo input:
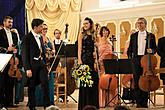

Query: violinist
[35,24,55,105]
[98,26,117,107]
[0,16,19,109]
[127,17,157,108]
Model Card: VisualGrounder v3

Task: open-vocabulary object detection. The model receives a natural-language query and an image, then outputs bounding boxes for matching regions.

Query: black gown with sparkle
[78,34,99,110]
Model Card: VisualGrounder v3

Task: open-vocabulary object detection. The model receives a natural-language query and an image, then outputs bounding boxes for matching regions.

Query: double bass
[138,33,160,92]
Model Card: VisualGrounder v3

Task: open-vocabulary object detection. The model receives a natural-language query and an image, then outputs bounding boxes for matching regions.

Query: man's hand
[26,70,32,78]
[147,48,152,54]
[7,46,14,51]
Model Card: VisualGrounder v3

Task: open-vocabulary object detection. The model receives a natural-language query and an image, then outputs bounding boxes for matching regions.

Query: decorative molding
[81,2,165,22]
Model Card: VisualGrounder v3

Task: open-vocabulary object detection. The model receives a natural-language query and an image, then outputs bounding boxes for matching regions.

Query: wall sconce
[151,22,158,34]
[120,25,126,36]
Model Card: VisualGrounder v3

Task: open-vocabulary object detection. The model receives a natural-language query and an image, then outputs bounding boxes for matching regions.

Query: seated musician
[98,26,118,107]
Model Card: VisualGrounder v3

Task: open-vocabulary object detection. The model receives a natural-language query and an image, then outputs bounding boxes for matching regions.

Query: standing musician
[78,17,99,110]
[54,29,62,44]
[98,26,118,107]
[21,18,50,110]
[35,24,55,106]
[0,16,19,109]
[157,36,165,85]
[127,17,157,108]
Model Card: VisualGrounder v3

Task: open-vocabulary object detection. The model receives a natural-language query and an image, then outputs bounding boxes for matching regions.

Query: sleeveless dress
[98,42,118,107]
[35,38,55,106]
[78,34,99,110]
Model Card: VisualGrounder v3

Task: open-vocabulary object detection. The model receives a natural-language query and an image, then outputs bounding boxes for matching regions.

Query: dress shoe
[136,104,148,108]
[1,107,8,110]
[6,104,18,108]
[136,104,142,108]
[29,107,36,110]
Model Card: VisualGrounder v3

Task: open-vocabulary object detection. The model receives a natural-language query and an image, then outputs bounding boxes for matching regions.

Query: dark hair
[3,16,13,22]
[31,18,44,29]
[137,17,147,25]
[82,17,94,34]
[99,26,110,37]
[82,105,97,110]
[43,24,47,26]
[54,29,61,35]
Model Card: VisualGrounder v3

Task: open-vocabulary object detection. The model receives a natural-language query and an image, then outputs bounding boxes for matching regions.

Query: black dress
[78,34,99,110]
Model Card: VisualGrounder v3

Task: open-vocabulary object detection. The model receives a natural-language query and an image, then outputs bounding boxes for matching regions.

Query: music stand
[54,44,78,103]
[0,53,12,73]
[103,59,133,107]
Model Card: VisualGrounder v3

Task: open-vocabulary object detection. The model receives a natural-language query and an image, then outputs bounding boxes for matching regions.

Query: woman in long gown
[98,26,118,107]
[35,24,55,105]
[78,17,99,110]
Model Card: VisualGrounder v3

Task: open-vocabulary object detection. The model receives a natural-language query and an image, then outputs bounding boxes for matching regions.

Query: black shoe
[6,104,18,108]
[136,104,142,108]
[29,107,36,110]
[142,105,148,108]
[0,107,8,110]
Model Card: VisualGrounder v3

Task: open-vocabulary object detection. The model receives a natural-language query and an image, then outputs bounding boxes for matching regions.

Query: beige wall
[81,1,165,53]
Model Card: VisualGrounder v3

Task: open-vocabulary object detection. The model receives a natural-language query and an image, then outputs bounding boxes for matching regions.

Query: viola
[8,49,22,81]
[138,34,160,92]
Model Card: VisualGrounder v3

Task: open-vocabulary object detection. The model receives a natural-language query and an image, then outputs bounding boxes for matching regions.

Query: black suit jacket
[157,37,165,79]
[127,31,157,58]
[0,28,18,53]
[21,32,46,71]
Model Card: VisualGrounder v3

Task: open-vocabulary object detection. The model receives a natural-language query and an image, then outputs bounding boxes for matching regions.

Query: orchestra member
[157,36,165,85]
[54,29,62,44]
[98,26,118,107]
[127,17,157,108]
[78,17,99,110]
[35,24,55,106]
[21,18,51,110]
[0,16,18,109]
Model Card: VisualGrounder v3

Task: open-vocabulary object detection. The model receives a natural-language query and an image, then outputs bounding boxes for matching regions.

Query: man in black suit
[157,36,165,85]
[21,18,50,110]
[0,16,18,109]
[127,17,157,108]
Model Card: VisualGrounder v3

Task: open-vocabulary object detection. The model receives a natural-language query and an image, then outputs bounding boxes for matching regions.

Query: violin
[138,33,160,92]
[8,49,22,81]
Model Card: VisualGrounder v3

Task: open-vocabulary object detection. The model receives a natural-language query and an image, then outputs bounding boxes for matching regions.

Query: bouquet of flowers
[72,64,93,87]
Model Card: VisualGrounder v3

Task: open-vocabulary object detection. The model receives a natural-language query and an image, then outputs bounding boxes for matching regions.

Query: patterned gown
[78,34,99,110]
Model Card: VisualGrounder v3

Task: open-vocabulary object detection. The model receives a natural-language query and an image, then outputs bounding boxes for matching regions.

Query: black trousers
[0,64,15,107]
[132,56,148,106]
[27,62,50,109]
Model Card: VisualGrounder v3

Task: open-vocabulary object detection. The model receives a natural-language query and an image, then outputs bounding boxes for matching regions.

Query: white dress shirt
[4,28,13,46]
[138,31,146,55]
[54,39,61,44]
[31,30,41,50]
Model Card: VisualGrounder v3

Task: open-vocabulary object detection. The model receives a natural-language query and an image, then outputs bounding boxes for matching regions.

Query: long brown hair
[81,17,95,41]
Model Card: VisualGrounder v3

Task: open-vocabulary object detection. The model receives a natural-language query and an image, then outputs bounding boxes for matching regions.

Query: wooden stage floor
[7,89,165,110]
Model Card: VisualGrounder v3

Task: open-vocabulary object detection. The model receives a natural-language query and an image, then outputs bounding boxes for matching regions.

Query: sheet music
[0,53,12,73]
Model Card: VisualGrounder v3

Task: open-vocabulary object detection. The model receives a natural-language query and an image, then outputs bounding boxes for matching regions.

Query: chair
[54,64,67,105]
[152,85,165,107]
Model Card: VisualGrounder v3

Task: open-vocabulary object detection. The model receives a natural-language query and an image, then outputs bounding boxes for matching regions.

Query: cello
[138,33,160,92]
[99,34,118,92]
